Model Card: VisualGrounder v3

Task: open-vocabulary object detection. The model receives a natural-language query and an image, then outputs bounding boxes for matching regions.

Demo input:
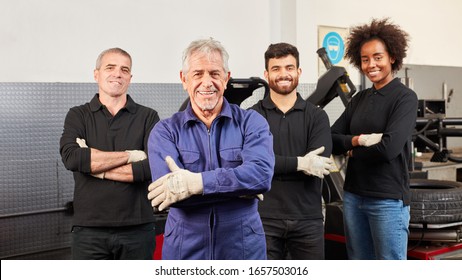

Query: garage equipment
[307,47,356,108]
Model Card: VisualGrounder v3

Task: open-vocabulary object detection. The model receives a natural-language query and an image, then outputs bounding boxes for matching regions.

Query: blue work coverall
[148,99,274,259]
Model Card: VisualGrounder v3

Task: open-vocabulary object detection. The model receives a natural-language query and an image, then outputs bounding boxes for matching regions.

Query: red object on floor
[407,242,462,260]
[325,233,346,243]
[326,233,462,260]
[153,234,164,260]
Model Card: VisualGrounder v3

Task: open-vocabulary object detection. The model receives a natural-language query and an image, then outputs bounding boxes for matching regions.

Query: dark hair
[344,18,409,74]
[264,42,300,70]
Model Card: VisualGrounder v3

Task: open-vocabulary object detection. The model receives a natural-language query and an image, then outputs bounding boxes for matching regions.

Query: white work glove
[76,138,88,148]
[126,150,147,163]
[297,146,334,179]
[358,133,383,147]
[76,138,105,179]
[148,156,203,211]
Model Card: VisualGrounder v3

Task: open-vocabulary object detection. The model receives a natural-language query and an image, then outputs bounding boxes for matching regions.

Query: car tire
[410,179,462,224]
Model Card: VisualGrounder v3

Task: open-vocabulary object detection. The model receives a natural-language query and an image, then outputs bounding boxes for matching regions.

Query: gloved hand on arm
[148,156,203,211]
[126,150,147,163]
[76,138,88,148]
[76,138,105,179]
[297,146,334,179]
[358,133,383,147]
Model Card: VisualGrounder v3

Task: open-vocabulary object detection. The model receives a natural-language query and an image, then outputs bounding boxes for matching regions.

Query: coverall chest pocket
[219,147,243,169]
[179,150,201,173]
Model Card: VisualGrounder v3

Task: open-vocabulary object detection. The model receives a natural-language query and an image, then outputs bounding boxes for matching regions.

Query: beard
[193,92,221,111]
[195,97,219,111]
[269,77,299,95]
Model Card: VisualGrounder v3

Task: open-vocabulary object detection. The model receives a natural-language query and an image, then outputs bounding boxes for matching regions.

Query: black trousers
[71,223,156,260]
[262,218,324,260]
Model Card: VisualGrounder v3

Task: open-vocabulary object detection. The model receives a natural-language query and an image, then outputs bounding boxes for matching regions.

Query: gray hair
[182,38,230,75]
[95,47,132,70]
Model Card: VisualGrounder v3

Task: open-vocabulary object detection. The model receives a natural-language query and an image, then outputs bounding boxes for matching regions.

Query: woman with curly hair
[331,18,418,259]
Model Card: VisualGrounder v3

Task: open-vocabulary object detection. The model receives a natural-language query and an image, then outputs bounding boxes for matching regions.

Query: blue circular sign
[322,31,345,65]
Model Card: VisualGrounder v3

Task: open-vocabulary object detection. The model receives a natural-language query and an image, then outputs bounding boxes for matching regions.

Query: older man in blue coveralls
[147,38,275,260]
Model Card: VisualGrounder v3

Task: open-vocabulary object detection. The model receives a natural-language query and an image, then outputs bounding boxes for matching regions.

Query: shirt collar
[373,77,401,96]
[89,93,137,113]
[261,92,306,111]
[181,97,232,126]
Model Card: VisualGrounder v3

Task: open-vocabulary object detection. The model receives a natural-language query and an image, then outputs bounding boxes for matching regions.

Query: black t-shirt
[251,93,332,220]
[60,94,160,227]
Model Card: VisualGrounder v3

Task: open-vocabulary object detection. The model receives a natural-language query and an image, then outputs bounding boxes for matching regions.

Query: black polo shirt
[331,78,418,204]
[60,94,160,227]
[251,93,332,220]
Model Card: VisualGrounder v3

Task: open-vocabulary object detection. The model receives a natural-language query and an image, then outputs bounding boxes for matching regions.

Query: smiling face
[180,50,230,117]
[360,39,395,90]
[265,55,301,96]
[94,52,132,98]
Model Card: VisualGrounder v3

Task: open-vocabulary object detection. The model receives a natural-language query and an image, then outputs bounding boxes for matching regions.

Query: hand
[358,133,383,147]
[297,146,334,179]
[148,156,203,211]
[76,138,105,179]
[76,138,88,148]
[126,150,147,163]
[91,172,105,180]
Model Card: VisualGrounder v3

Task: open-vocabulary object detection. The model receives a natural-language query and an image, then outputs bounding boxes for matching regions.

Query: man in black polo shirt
[60,48,159,259]
[251,43,333,259]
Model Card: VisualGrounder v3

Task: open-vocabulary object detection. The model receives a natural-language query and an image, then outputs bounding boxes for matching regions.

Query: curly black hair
[344,18,409,74]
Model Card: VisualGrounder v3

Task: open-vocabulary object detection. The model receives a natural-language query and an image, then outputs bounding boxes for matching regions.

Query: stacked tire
[410,179,462,224]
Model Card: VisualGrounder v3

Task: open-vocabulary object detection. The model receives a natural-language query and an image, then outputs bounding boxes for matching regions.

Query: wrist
[192,173,204,195]
[126,151,131,164]
[352,135,360,147]
[296,157,306,171]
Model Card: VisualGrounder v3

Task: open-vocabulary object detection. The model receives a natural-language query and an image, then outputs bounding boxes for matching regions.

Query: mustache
[276,77,292,82]
[199,86,218,91]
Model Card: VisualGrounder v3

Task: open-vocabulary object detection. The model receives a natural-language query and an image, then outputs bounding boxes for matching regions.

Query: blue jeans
[343,191,410,260]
